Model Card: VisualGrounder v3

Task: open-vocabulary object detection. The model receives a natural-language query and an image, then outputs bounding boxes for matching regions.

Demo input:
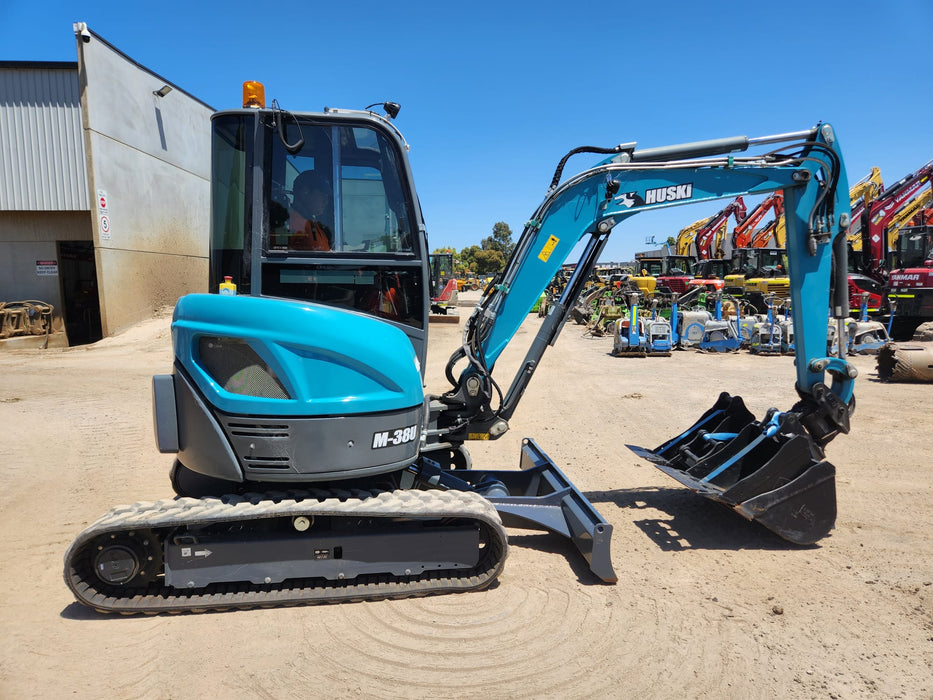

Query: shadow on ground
[586,486,817,553]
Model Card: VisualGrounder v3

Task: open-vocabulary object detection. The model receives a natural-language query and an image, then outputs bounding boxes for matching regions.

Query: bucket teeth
[628,393,836,545]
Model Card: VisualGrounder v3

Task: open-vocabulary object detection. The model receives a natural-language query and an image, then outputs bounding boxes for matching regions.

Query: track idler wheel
[87,531,162,588]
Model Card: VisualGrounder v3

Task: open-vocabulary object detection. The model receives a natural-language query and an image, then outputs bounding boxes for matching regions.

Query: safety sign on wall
[97,189,111,241]
[36,260,59,276]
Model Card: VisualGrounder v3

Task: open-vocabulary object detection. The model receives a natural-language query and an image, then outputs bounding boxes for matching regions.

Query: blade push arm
[437,125,852,447]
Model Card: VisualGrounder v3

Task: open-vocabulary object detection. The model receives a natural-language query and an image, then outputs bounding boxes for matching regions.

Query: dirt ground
[1,297,930,699]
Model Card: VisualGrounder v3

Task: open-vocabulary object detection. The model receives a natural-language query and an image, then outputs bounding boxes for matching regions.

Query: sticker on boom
[538,235,560,262]
[371,425,418,449]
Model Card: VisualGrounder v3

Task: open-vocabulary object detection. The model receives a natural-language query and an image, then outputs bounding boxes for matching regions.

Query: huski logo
[616,191,645,208]
[644,183,693,204]
[615,184,694,208]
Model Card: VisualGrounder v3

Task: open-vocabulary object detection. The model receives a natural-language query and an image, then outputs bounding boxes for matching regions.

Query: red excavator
[732,192,784,249]
[695,196,748,260]
[850,161,933,290]
[886,206,933,339]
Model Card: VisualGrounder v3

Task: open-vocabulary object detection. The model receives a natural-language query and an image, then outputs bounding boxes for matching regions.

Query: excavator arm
[433,124,852,544]
[850,166,884,208]
[675,214,715,256]
[846,169,884,252]
[751,213,787,248]
[695,197,748,259]
[733,192,785,248]
[884,188,933,250]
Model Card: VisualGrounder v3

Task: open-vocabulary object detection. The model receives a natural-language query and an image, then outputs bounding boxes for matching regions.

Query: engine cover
[156,294,426,482]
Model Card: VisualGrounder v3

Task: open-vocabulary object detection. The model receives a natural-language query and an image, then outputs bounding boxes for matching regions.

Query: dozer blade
[627,392,836,545]
[420,438,616,583]
[486,439,616,583]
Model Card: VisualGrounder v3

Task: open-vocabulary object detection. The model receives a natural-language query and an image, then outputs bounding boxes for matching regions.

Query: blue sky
[3,0,931,263]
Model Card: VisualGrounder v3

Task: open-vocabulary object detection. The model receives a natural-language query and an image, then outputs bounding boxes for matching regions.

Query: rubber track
[64,489,508,615]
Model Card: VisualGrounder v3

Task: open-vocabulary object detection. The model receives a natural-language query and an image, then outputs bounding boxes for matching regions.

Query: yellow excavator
[846,166,885,254]
[883,188,933,252]
[675,214,715,256]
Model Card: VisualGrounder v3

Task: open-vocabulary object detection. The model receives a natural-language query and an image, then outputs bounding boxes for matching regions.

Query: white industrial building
[0,24,213,347]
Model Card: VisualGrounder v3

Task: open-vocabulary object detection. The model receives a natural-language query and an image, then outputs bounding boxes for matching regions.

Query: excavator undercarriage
[66,438,615,614]
[66,489,508,614]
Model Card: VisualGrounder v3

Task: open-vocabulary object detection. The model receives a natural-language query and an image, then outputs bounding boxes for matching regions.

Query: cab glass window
[267,122,415,255]
[261,264,424,327]
[209,114,252,294]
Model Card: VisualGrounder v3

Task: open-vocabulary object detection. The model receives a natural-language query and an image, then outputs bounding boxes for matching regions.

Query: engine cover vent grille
[242,455,292,470]
[198,337,290,399]
[226,422,290,439]
[219,419,293,471]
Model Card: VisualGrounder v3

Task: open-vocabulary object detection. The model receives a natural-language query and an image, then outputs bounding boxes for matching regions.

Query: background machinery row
[548,160,932,355]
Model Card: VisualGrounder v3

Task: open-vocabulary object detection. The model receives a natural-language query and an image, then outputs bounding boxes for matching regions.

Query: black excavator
[65,82,855,613]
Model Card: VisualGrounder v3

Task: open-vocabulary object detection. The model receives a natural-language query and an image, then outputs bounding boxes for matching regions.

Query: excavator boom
[695,197,748,260]
[437,124,853,544]
[449,126,849,390]
[884,188,933,250]
[843,168,884,252]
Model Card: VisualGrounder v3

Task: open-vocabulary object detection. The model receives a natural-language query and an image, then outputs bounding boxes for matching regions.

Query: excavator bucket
[627,392,836,545]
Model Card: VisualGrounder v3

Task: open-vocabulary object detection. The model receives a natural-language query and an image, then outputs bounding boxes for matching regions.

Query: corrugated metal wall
[0,63,89,211]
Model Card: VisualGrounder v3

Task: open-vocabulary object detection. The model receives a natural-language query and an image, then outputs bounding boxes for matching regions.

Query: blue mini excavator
[65,82,855,613]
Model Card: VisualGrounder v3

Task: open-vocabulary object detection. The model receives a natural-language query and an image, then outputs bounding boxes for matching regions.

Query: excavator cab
[210,110,428,351]
[155,107,434,493]
[724,248,789,313]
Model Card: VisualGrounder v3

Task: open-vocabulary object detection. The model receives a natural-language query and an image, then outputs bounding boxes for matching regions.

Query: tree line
[433,222,515,275]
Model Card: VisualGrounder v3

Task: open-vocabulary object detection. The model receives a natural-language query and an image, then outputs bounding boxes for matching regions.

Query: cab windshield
[267,121,415,255]
[637,260,664,276]
[894,231,932,269]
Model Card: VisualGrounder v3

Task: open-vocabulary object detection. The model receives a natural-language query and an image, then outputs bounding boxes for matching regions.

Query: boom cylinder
[628,136,750,163]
